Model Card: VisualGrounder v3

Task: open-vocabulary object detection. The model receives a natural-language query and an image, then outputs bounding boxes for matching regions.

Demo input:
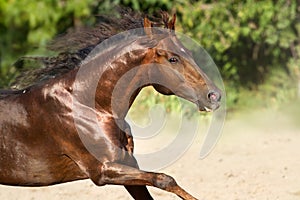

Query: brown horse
[0,11,221,200]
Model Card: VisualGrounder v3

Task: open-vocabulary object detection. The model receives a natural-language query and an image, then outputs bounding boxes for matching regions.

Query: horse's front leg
[97,162,198,200]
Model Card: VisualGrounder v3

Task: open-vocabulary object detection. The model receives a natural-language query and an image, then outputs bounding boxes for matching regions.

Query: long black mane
[9,9,171,90]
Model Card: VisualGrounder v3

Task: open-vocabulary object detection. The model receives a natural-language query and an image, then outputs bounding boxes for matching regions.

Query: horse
[0,11,221,200]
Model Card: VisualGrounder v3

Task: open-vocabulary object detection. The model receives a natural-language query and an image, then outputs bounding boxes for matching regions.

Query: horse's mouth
[199,106,213,112]
[197,101,220,112]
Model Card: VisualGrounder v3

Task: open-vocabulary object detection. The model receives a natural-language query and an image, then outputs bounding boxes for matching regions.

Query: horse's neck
[92,49,149,119]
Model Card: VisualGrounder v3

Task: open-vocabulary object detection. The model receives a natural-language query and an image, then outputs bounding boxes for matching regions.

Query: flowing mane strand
[10,9,173,90]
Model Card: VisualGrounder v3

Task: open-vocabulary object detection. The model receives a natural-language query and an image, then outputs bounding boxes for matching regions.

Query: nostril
[208,91,221,102]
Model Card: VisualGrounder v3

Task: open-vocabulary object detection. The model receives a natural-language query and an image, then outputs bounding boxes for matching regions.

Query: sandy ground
[0,108,300,200]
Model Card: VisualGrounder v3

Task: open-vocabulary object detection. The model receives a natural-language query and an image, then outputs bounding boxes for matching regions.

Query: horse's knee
[154,173,177,190]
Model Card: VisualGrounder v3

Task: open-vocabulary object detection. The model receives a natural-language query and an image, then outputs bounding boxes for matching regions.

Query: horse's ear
[143,17,152,36]
[168,13,176,30]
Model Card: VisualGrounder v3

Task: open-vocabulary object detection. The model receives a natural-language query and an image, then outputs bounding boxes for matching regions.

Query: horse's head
[141,14,221,112]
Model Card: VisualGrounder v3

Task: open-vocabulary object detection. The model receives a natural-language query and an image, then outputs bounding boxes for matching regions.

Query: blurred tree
[0,0,96,87]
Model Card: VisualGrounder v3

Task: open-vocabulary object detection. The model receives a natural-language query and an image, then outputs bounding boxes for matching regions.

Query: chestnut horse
[0,12,221,200]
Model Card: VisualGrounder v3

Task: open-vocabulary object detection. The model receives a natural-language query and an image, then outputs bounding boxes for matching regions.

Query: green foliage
[0,0,95,88]
[177,0,299,111]
[235,68,297,111]
[0,0,299,113]
[178,0,298,83]
[98,0,176,13]
[128,87,202,120]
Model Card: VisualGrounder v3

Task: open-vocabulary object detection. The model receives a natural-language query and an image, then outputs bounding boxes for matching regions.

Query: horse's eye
[169,57,179,64]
